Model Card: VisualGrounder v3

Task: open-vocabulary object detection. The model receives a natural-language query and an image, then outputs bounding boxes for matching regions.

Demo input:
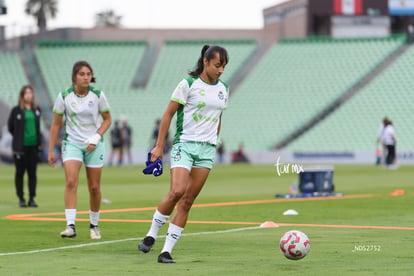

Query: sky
[0,0,288,38]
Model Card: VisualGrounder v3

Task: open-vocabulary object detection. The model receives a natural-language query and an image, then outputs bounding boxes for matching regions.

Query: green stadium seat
[288,39,412,151]
[0,52,29,106]
[221,36,405,151]
[35,40,256,152]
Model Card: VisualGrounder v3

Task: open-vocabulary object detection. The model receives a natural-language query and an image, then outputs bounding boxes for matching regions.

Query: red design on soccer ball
[279,230,311,260]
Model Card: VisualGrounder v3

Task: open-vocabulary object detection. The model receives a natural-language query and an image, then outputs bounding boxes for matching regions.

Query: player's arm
[151,101,180,161]
[7,107,16,135]
[98,111,112,137]
[48,112,63,167]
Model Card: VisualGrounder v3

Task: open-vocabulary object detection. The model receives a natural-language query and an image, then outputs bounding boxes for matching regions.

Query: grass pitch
[0,163,413,275]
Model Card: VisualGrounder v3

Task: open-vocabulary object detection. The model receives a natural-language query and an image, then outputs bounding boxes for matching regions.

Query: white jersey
[52,86,110,144]
[171,76,229,145]
[382,125,395,146]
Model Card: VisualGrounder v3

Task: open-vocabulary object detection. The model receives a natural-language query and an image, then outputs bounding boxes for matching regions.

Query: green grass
[0,164,413,275]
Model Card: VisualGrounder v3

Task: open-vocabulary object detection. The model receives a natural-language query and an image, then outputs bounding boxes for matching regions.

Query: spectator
[7,85,42,208]
[217,140,225,163]
[383,120,397,169]
[108,120,123,167]
[120,116,133,165]
[376,117,388,166]
[151,118,171,161]
[232,143,249,163]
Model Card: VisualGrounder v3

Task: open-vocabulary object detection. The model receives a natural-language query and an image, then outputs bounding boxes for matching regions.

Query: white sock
[146,209,169,239]
[161,223,184,254]
[65,209,76,226]
[89,210,100,226]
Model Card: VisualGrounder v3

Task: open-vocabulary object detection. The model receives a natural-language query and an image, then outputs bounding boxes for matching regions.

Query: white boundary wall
[129,150,414,165]
[240,150,414,165]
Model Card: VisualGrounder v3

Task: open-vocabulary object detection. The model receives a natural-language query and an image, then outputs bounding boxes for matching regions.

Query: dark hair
[18,84,36,109]
[72,60,96,83]
[189,45,229,77]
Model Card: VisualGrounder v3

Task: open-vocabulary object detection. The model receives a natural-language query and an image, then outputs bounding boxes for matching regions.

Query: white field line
[0,225,262,257]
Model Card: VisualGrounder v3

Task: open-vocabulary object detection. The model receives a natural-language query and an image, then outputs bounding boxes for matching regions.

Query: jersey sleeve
[99,91,111,113]
[170,79,190,105]
[52,93,65,115]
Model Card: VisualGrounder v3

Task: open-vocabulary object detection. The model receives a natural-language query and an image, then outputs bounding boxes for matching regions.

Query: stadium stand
[220,36,405,152]
[3,35,409,155]
[34,41,147,100]
[129,40,256,151]
[287,40,414,152]
[34,40,256,152]
[0,52,29,106]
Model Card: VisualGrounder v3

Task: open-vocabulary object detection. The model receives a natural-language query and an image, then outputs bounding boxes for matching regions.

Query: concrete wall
[263,0,308,39]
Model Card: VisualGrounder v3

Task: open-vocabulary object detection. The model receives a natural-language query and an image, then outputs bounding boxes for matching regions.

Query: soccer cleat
[60,225,76,238]
[157,251,176,264]
[138,236,155,253]
[90,225,101,239]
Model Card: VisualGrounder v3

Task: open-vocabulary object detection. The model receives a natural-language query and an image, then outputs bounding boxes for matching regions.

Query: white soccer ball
[279,230,310,260]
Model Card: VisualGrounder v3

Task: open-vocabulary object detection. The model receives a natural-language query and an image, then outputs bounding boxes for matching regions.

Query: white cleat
[90,225,101,240]
[60,225,76,238]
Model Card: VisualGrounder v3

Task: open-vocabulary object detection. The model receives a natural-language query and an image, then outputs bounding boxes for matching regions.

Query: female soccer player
[138,45,229,263]
[48,61,112,239]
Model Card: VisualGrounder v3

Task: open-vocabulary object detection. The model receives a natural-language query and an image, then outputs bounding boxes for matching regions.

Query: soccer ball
[279,230,310,260]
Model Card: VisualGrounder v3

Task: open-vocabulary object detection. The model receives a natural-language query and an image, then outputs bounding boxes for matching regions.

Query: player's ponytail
[188,45,229,77]
[189,45,210,77]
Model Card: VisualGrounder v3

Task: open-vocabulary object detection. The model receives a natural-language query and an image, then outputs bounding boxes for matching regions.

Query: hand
[84,133,102,145]
[143,151,163,176]
[150,146,163,162]
[48,152,55,167]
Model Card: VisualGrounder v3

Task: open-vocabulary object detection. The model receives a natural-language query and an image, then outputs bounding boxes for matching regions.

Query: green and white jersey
[52,86,110,145]
[171,76,229,145]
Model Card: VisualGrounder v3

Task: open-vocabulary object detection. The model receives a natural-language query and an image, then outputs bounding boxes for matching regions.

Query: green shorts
[170,142,216,171]
[61,140,105,168]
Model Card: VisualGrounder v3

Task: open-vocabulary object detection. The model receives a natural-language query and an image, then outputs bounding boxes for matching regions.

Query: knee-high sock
[65,209,76,225]
[89,210,100,226]
[161,223,184,254]
[146,209,169,239]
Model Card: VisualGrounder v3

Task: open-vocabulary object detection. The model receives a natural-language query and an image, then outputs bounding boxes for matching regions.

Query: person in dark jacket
[7,85,42,208]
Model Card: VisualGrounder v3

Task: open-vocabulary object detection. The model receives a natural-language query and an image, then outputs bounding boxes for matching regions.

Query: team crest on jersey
[88,101,94,108]
[218,91,225,100]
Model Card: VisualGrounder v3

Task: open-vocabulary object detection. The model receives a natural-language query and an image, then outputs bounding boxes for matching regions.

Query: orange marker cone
[389,189,405,196]
[260,221,279,228]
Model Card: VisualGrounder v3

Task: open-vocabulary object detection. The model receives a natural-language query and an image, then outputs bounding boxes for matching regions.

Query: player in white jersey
[138,45,229,263]
[47,61,112,240]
